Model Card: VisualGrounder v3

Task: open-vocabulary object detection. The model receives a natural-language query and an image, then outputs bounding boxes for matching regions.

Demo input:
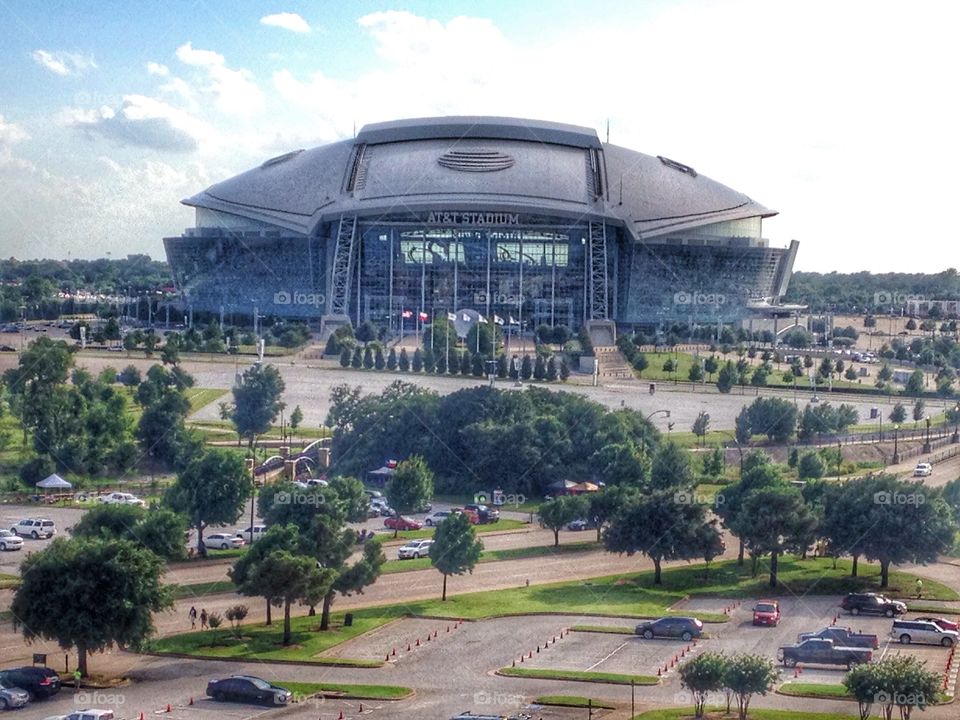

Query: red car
[753,600,781,626]
[451,507,480,524]
[384,515,423,531]
[915,616,959,632]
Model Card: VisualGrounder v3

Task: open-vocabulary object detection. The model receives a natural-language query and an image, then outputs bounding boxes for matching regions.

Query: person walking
[72,668,81,693]
[916,578,924,599]
[189,606,197,629]
[200,608,208,630]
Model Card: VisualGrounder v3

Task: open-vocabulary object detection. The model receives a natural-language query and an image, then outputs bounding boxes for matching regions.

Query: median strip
[498,666,658,686]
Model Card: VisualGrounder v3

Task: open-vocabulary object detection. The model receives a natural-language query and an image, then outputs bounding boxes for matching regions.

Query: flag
[493,315,505,325]
[447,312,457,322]
[418,311,428,321]
[462,312,471,322]
[508,315,520,325]
[401,310,413,319]
[477,314,486,324]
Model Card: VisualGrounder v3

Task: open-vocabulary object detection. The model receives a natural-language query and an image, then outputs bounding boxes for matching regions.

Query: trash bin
[870,407,879,419]
[649,383,656,395]
[344,613,353,627]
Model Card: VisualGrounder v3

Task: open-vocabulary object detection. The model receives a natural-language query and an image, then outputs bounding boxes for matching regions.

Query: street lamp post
[892,425,900,464]
[642,409,671,450]
[952,403,960,444]
[837,440,842,482]
[923,417,932,454]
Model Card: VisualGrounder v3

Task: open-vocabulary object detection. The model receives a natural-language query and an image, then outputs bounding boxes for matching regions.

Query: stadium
[164,116,799,339]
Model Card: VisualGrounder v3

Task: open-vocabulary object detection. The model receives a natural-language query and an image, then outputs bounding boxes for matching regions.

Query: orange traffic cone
[359,702,364,712]
[416,638,420,646]
[338,712,344,720]
[407,643,411,651]
[392,647,396,656]
[165,704,171,713]
[188,697,194,706]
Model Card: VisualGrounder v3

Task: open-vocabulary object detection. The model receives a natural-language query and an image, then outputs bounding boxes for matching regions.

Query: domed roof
[184,116,774,238]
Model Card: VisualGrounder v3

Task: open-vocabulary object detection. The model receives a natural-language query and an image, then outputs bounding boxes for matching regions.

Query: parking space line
[584,639,630,671]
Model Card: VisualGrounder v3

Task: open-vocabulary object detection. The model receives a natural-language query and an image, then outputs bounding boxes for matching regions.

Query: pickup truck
[777,638,873,669]
[797,627,880,649]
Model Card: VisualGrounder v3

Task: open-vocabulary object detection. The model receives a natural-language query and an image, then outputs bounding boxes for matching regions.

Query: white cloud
[31,49,97,76]
[260,12,311,33]
[0,115,29,145]
[61,94,212,152]
[175,42,264,114]
[146,61,169,76]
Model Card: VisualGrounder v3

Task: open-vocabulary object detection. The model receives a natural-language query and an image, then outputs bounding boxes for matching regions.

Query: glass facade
[355,222,588,331]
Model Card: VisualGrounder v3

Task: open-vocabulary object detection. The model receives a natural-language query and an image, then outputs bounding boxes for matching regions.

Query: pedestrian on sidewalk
[916,578,923,599]
[189,606,197,629]
[200,608,208,629]
[72,668,81,693]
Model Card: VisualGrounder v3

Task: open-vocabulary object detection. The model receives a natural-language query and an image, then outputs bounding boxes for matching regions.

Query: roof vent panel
[437,148,515,172]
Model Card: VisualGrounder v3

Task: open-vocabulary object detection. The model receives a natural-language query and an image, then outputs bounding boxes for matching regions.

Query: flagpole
[445,310,449,374]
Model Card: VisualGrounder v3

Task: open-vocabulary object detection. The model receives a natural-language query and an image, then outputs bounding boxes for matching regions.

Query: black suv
[841,592,907,617]
[0,666,61,699]
[464,503,499,523]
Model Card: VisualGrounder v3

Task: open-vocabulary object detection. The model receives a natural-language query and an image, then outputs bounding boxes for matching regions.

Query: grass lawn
[150,555,953,665]
[500,666,658,686]
[535,695,616,709]
[382,541,598,574]
[570,625,636,634]
[275,681,412,700]
[388,518,528,540]
[170,580,236,599]
[778,682,851,699]
[185,388,229,414]
[905,602,960,616]
[632,709,859,720]
[145,607,397,666]
[0,574,19,590]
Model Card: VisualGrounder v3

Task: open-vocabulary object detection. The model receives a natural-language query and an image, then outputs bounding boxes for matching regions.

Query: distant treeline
[784,269,960,313]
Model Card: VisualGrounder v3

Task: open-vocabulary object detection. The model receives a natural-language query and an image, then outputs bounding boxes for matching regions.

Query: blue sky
[1,0,958,272]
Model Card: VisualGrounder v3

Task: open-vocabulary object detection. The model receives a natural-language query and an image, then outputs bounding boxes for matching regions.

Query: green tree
[119,365,141,391]
[650,441,694,491]
[533,355,546,381]
[905,370,925,395]
[605,490,714,584]
[739,483,818,586]
[412,348,423,372]
[845,365,858,381]
[912,398,925,425]
[387,347,398,370]
[399,348,410,371]
[252,550,335,645]
[798,452,825,480]
[165,449,251,557]
[538,495,589,547]
[691,411,710,447]
[703,355,718,380]
[289,405,303,440]
[363,345,374,369]
[385,455,434,525]
[688,360,703,383]
[546,356,558,381]
[716,360,737,393]
[375,347,386,370]
[339,347,351,367]
[11,537,172,676]
[520,354,533,380]
[679,652,728,719]
[160,342,180,366]
[632,353,649,376]
[889,402,907,424]
[351,346,363,369]
[231,364,285,451]
[723,654,779,720]
[430,512,483,600]
[703,446,725,478]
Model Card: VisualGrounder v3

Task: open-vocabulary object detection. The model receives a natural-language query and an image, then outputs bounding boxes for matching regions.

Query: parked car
[236,525,267,543]
[424,510,453,526]
[891,619,959,647]
[398,539,433,559]
[41,710,114,720]
[797,627,879,649]
[635,617,703,641]
[364,489,384,500]
[98,492,146,506]
[567,518,597,531]
[206,675,292,706]
[777,638,873,669]
[464,503,499,523]
[914,463,933,477]
[10,519,56,539]
[841,592,907,617]
[0,666,61,699]
[752,600,781,626]
[914,616,960,632]
[0,529,23,551]
[384,516,423,531]
[451,507,480,524]
[369,498,393,516]
[204,533,245,550]
[0,679,30,710]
